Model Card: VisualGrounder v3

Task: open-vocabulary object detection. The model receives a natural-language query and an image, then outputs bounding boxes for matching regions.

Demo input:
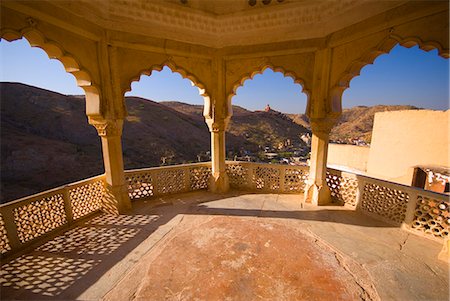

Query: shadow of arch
[227,65,310,117]
[330,35,450,113]
[124,61,211,117]
[1,27,102,117]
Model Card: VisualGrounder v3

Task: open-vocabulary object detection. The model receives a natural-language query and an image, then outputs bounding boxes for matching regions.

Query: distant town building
[300,133,311,145]
[265,152,278,159]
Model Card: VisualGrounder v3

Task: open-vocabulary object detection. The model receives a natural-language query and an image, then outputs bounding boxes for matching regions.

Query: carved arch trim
[331,35,449,113]
[123,60,212,120]
[227,64,311,115]
[123,60,211,98]
[1,26,102,117]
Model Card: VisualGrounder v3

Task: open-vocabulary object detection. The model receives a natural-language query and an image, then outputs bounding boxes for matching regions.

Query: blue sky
[1,38,448,114]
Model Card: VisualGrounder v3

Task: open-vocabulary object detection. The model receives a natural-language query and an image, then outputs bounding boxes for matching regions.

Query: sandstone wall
[327,144,370,172]
[366,110,449,184]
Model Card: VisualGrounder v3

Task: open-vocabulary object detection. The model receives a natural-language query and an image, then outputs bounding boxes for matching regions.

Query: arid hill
[161,101,310,152]
[1,83,309,202]
[1,83,103,203]
[288,105,420,143]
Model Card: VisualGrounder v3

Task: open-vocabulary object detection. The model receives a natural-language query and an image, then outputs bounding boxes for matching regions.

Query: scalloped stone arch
[331,35,449,113]
[124,61,211,99]
[0,27,102,117]
[227,65,310,115]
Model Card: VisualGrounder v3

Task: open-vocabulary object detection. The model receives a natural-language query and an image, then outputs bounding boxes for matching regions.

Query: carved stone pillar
[304,118,337,206]
[205,118,230,193]
[91,118,131,214]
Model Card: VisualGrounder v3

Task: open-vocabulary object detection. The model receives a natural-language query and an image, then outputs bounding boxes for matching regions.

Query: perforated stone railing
[360,177,449,242]
[126,161,309,197]
[326,169,359,207]
[325,168,449,242]
[125,162,212,200]
[69,177,105,220]
[411,194,449,239]
[226,161,309,193]
[2,161,447,257]
[0,213,11,255]
[0,175,105,256]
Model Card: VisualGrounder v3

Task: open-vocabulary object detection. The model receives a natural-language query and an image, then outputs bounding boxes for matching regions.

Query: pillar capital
[89,118,124,137]
[205,117,230,133]
[309,117,338,138]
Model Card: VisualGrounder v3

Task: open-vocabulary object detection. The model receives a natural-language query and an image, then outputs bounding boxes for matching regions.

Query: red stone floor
[110,215,376,301]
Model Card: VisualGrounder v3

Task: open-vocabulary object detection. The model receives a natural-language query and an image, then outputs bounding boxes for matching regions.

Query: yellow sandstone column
[92,118,132,214]
[206,119,230,193]
[304,118,336,206]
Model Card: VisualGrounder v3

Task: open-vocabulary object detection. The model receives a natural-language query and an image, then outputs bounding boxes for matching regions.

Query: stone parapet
[1,163,447,260]
[0,175,106,257]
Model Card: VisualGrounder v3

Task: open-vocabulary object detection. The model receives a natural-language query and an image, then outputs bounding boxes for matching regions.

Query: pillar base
[209,172,230,193]
[102,184,132,215]
[304,183,331,206]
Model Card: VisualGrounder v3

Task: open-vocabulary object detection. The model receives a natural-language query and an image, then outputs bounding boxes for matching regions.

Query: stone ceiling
[47,0,407,47]
[163,0,296,16]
